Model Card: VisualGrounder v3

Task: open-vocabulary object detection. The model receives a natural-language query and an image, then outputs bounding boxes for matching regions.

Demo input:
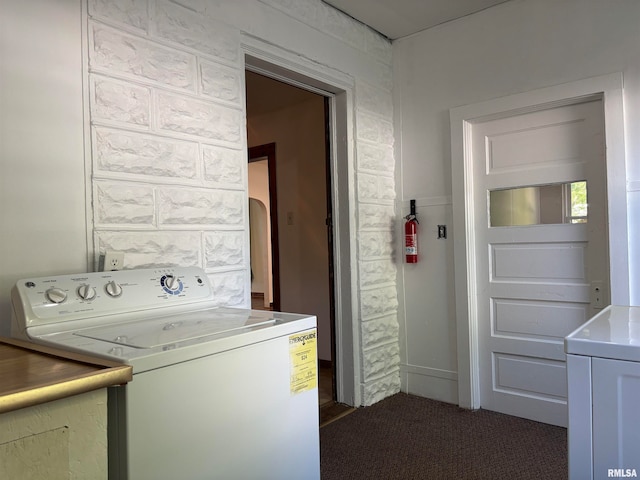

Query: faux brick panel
[204,232,244,268]
[202,145,244,185]
[362,342,400,381]
[208,272,246,307]
[356,81,393,119]
[359,231,394,258]
[156,92,242,143]
[358,204,395,230]
[87,0,400,405]
[362,315,400,346]
[357,173,395,203]
[153,0,239,63]
[90,76,150,126]
[377,176,396,202]
[95,231,202,268]
[318,2,366,51]
[200,60,242,104]
[369,60,393,91]
[90,23,196,90]
[169,0,207,14]
[364,27,392,64]
[94,127,198,179]
[357,142,394,174]
[158,188,244,225]
[362,372,401,406]
[357,173,378,201]
[258,0,321,28]
[94,181,155,225]
[357,111,393,146]
[360,259,396,288]
[360,285,398,319]
[89,0,148,32]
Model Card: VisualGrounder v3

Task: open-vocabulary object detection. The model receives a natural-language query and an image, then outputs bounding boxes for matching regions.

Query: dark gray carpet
[320,393,567,480]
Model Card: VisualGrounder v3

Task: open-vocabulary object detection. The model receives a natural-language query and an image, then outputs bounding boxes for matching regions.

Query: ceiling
[246,1,515,114]
[323,0,512,40]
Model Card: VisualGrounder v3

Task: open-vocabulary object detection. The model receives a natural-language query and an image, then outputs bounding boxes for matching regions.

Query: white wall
[0,0,87,336]
[0,0,399,406]
[393,0,640,403]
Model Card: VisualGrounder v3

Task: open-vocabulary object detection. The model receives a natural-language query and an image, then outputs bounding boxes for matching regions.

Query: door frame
[243,37,359,406]
[450,73,629,409]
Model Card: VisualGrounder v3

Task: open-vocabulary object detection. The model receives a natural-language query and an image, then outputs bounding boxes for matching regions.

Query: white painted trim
[242,34,354,94]
[331,89,362,406]
[81,0,94,271]
[401,364,459,381]
[602,81,630,305]
[450,72,629,410]
[242,35,361,406]
[450,117,480,409]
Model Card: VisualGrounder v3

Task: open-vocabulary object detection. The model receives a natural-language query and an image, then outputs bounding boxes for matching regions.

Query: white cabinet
[0,389,108,480]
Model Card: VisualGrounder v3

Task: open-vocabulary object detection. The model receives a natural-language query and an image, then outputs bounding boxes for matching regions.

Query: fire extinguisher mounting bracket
[406,199,419,223]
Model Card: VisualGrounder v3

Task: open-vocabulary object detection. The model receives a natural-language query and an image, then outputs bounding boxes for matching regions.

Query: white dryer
[565,305,640,480]
[9,267,320,480]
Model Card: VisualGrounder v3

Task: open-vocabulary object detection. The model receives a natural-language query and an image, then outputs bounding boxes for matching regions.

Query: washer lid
[73,308,278,348]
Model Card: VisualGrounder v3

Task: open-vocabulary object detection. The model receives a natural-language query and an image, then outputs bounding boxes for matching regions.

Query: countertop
[0,336,132,414]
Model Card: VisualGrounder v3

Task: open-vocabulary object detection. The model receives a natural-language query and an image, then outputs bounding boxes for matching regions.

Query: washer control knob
[161,274,183,295]
[164,275,179,291]
[45,287,67,304]
[105,280,123,298]
[77,284,97,301]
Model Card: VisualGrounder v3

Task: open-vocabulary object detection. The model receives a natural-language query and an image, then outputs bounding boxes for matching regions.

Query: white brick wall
[89,0,246,305]
[355,76,399,404]
[86,0,399,405]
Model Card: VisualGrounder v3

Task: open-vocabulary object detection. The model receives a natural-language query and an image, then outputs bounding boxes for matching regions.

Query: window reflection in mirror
[489,181,587,227]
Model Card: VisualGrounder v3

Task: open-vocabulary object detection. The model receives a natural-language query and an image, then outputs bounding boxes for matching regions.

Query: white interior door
[472,99,609,426]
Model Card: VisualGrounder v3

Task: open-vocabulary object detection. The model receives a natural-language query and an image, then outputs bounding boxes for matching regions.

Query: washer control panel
[11,266,213,328]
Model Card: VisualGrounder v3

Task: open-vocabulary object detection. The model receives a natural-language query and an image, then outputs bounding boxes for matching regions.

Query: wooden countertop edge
[0,336,127,369]
[0,336,133,414]
[0,366,132,414]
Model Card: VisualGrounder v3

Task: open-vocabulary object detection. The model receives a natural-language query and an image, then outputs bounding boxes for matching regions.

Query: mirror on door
[489,181,587,227]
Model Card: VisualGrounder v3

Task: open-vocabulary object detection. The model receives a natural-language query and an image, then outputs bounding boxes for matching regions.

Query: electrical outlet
[103,251,124,271]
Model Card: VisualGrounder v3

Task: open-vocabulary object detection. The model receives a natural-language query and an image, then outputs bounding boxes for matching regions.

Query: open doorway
[248,142,280,311]
[245,70,338,415]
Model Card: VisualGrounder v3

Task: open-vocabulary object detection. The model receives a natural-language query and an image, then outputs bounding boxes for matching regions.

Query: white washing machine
[9,267,320,480]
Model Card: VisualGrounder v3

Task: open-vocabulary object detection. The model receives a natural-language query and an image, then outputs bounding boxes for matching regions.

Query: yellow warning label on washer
[289,330,317,395]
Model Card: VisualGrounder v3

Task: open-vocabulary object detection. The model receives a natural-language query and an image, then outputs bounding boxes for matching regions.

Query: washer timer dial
[161,274,183,295]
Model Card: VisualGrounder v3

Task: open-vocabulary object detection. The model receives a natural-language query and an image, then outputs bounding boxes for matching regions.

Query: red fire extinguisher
[405,199,418,263]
